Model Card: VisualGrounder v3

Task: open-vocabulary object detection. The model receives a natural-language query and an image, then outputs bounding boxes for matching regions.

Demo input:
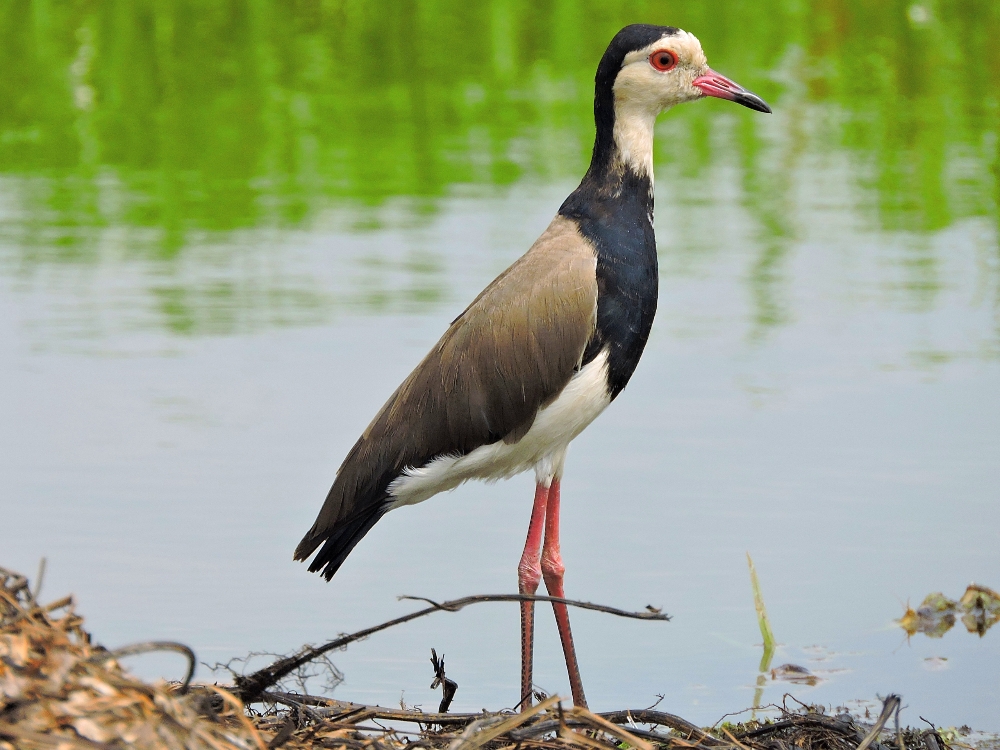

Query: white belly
[388,349,611,508]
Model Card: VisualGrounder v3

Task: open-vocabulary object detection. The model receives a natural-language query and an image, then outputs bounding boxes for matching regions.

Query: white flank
[387,349,612,508]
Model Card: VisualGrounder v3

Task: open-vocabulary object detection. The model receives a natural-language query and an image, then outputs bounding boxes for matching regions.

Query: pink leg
[517,482,548,711]
[541,479,588,708]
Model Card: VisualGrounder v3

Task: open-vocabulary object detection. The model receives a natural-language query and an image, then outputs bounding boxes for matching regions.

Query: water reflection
[3,6,1000,728]
[0,0,997,339]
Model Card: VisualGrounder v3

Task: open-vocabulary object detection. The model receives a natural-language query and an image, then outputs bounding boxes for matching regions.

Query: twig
[399,594,670,622]
[267,717,296,749]
[569,706,653,750]
[44,595,73,613]
[509,717,703,745]
[446,716,498,750]
[721,726,752,750]
[599,710,725,746]
[256,693,478,725]
[249,691,721,745]
[90,641,197,694]
[430,649,459,713]
[234,593,669,704]
[0,721,102,749]
[644,694,666,712]
[256,691,329,723]
[857,695,902,750]
[450,696,558,750]
[738,716,859,739]
[32,557,46,603]
[922,730,943,750]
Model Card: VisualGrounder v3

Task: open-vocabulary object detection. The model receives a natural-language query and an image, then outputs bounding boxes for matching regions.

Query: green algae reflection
[0,0,997,336]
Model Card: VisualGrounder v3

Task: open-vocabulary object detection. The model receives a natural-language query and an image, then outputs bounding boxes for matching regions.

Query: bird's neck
[559,98,657,224]
[610,103,657,181]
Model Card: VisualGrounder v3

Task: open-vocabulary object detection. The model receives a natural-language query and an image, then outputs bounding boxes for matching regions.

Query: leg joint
[518,557,542,594]
[540,552,564,581]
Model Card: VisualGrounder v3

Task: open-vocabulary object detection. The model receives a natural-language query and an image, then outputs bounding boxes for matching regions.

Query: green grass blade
[747,552,776,672]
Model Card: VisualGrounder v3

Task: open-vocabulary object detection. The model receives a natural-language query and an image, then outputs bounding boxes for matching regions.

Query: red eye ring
[649,50,677,72]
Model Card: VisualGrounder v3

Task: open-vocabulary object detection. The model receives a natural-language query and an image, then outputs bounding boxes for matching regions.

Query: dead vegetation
[0,564,964,750]
[0,566,261,749]
[238,690,951,750]
[899,585,1000,640]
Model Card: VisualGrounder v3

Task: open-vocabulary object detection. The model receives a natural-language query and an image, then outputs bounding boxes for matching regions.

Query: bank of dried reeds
[0,566,263,749]
[0,565,959,750]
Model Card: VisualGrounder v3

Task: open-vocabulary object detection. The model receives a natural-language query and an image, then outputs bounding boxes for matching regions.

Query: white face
[613,30,710,115]
[607,29,768,177]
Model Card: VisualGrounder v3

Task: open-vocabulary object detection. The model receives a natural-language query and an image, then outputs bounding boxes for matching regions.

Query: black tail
[294,499,389,581]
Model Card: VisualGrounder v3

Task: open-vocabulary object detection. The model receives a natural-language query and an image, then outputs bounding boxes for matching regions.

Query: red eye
[649,50,677,71]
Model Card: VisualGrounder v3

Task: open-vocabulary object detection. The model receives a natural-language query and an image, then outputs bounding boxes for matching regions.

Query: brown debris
[0,566,264,750]
[770,663,821,686]
[0,565,964,750]
[244,691,955,750]
[899,593,958,639]
[899,585,1000,639]
[958,585,1000,637]
[428,648,458,713]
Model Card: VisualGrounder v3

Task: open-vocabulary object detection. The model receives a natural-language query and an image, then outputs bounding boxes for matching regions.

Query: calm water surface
[2,0,999,730]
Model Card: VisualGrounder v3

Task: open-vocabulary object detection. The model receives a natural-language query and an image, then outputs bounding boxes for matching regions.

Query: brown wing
[295,216,599,579]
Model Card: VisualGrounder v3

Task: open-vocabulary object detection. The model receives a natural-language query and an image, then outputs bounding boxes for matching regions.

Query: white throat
[612,101,658,180]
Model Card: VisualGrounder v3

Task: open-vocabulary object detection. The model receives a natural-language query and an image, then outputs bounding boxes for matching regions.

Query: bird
[295,24,771,711]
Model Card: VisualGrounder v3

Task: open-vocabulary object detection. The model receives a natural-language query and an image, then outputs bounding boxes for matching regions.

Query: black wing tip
[293,543,344,582]
[293,533,322,564]
[293,536,342,581]
[294,503,390,582]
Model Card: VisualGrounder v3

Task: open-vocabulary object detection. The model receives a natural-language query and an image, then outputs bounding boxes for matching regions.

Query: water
[2,0,999,731]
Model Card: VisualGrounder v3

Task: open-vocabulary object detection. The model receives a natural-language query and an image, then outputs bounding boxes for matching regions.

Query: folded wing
[295,216,599,579]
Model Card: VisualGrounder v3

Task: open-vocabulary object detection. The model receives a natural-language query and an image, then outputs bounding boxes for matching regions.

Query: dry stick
[451,696,559,750]
[720,727,752,750]
[90,641,197,694]
[569,706,654,750]
[267,719,296,750]
[856,695,902,750]
[257,692,477,725]
[398,595,671,621]
[509,719,682,746]
[32,557,47,603]
[0,721,103,750]
[284,704,376,748]
[446,717,498,750]
[258,691,331,724]
[739,716,860,740]
[43,595,74,613]
[234,593,670,704]
[559,725,617,750]
[599,710,725,746]
[430,648,458,713]
[261,692,718,750]
[208,684,270,750]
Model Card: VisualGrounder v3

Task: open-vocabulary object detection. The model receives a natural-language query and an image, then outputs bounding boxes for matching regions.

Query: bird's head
[590,25,770,179]
[608,26,771,116]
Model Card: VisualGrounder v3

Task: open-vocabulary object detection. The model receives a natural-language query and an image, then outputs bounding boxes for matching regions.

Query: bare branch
[90,641,197,694]
[233,593,669,704]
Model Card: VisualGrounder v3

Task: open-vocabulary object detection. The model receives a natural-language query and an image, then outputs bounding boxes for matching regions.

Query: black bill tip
[734,91,772,114]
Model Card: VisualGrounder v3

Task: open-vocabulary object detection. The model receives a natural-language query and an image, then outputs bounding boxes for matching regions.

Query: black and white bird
[296,24,770,710]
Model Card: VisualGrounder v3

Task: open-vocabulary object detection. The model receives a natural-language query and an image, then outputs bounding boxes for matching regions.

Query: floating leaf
[770,663,820,686]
